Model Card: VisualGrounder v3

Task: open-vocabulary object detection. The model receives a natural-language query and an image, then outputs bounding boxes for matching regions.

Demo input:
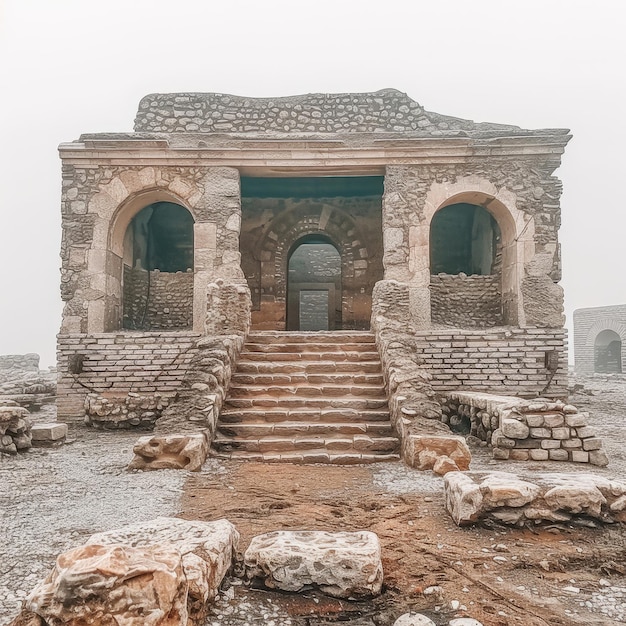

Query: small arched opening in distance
[429,203,503,327]
[286,235,341,331]
[122,201,194,330]
[594,329,623,373]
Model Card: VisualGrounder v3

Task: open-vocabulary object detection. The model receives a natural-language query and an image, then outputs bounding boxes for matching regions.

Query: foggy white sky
[0,0,624,367]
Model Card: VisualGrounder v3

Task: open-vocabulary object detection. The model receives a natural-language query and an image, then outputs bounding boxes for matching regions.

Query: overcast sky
[0,0,624,367]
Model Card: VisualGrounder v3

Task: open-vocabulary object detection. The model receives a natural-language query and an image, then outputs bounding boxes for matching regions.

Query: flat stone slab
[31,422,68,442]
[445,471,626,526]
[244,530,383,599]
[128,433,208,471]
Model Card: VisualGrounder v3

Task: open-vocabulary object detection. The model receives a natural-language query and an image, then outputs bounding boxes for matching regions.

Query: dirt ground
[180,374,626,626]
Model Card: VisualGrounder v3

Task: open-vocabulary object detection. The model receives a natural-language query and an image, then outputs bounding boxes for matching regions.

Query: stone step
[212,433,399,454]
[224,397,389,410]
[211,449,400,464]
[239,351,380,362]
[227,383,387,399]
[235,360,383,374]
[247,331,376,344]
[219,407,391,424]
[244,342,377,354]
[218,421,394,437]
[231,372,384,386]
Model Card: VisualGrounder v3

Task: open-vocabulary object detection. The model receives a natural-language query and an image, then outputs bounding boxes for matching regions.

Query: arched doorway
[429,203,503,327]
[286,236,341,331]
[122,201,194,330]
[594,329,623,373]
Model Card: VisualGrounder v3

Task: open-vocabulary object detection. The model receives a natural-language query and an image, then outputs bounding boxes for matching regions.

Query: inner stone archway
[287,236,341,331]
[594,329,623,373]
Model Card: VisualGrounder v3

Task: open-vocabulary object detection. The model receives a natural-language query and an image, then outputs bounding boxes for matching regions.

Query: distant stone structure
[574,305,626,374]
[56,89,575,464]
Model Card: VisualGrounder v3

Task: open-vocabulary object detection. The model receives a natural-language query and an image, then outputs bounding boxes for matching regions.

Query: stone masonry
[57,89,571,466]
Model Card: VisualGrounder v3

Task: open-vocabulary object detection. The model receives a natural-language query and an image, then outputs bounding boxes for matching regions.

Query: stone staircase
[213,331,399,463]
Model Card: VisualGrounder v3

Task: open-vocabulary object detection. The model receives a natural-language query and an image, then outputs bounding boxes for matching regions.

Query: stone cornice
[59,133,571,175]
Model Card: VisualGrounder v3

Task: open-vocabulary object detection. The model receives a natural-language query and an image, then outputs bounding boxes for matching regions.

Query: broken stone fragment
[128,433,208,471]
[26,543,187,626]
[444,471,484,525]
[30,422,68,444]
[244,530,383,599]
[393,613,436,625]
[432,455,460,475]
[403,435,471,471]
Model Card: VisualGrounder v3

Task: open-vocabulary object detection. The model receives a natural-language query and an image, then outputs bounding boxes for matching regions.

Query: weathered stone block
[551,427,571,440]
[444,471,484,525]
[403,435,471,471]
[31,422,68,443]
[244,530,383,598]
[128,433,208,471]
[501,418,529,439]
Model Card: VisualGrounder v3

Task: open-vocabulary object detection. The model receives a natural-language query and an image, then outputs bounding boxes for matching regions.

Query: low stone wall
[0,354,56,410]
[430,274,503,328]
[445,471,626,526]
[0,354,40,379]
[415,327,568,398]
[442,390,608,466]
[57,331,201,421]
[122,266,193,330]
[84,392,175,430]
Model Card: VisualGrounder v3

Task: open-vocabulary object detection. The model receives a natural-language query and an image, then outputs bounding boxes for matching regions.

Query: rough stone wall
[0,354,40,379]
[133,89,525,135]
[382,163,564,330]
[241,196,383,330]
[0,354,56,410]
[205,280,251,336]
[430,274,503,328]
[573,305,626,374]
[122,267,193,330]
[415,328,567,398]
[56,332,200,420]
[442,391,608,466]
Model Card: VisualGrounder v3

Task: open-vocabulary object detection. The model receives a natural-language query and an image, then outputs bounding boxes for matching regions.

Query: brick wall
[56,332,201,420]
[430,274,503,328]
[414,327,567,398]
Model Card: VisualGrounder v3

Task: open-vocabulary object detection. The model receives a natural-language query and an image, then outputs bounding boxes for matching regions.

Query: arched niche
[421,186,526,328]
[594,329,623,373]
[122,201,194,331]
[286,235,342,331]
[104,190,197,331]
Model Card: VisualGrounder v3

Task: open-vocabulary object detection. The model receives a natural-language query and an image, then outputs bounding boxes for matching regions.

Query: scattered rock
[393,613,436,625]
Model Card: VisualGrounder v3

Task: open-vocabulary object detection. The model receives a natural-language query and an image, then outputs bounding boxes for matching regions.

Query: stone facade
[574,304,626,374]
[57,89,570,458]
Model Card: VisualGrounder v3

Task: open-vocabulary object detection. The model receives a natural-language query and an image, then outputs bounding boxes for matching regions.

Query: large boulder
[403,435,471,471]
[244,530,383,599]
[128,433,209,471]
[26,543,187,626]
[23,517,238,626]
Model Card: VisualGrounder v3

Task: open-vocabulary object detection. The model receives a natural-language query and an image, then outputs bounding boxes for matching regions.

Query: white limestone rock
[128,433,208,471]
[244,530,383,599]
[26,543,187,626]
[501,417,529,439]
[444,471,484,525]
[87,517,239,609]
[479,472,542,508]
[404,435,471,471]
[393,613,436,625]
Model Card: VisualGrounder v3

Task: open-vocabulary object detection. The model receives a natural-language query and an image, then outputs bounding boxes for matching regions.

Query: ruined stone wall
[382,162,564,330]
[122,267,194,330]
[241,196,383,330]
[430,274,503,328]
[56,332,200,420]
[0,354,40,381]
[133,90,473,135]
[415,328,567,398]
[573,305,626,374]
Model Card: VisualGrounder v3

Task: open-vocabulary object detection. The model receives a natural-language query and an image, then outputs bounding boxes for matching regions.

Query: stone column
[381,166,430,329]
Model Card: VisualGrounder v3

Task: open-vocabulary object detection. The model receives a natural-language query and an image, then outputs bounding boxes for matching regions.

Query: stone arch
[593,329,623,373]
[253,203,377,330]
[419,177,534,327]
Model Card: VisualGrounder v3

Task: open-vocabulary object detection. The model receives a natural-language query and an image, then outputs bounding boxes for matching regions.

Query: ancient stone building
[56,89,574,463]
[574,305,626,374]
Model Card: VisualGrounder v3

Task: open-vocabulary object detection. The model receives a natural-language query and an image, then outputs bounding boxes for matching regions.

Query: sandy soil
[179,374,626,626]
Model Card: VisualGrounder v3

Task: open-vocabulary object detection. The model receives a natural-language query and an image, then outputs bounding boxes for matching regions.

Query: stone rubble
[244,530,383,599]
[128,433,209,471]
[445,470,626,526]
[0,354,56,412]
[0,400,32,454]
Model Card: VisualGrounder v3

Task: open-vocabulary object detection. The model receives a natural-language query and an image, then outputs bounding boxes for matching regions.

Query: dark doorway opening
[287,235,341,331]
[594,329,623,373]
